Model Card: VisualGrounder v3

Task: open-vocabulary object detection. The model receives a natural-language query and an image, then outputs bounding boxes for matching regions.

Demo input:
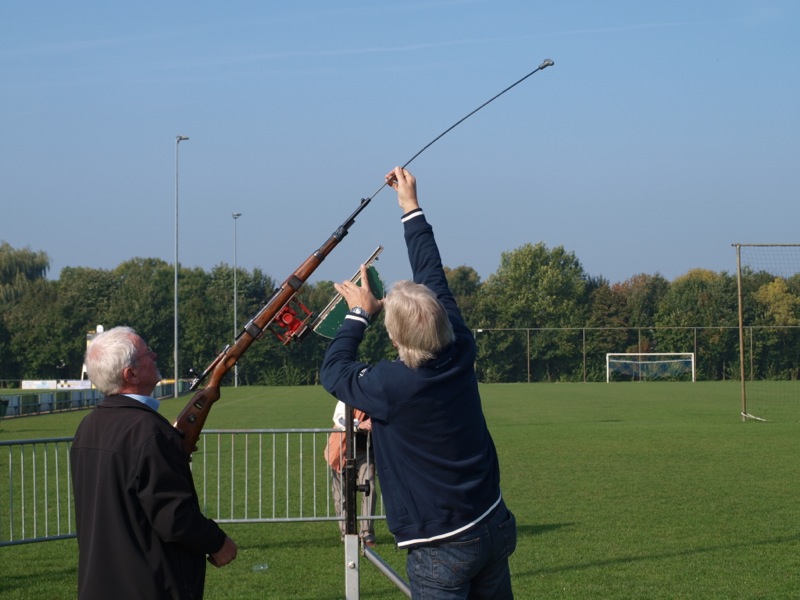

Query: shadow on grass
[242,522,576,551]
[239,522,389,552]
[0,566,76,595]
[519,523,576,537]
[517,532,800,577]
[242,533,341,551]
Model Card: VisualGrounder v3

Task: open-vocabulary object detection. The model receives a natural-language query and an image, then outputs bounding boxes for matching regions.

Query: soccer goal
[606,353,696,383]
[735,243,800,422]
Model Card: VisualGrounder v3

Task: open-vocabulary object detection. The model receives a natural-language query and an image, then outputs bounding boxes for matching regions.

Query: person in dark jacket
[321,167,517,599]
[70,326,237,600]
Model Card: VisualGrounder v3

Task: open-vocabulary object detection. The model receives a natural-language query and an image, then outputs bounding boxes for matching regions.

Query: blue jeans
[406,500,517,599]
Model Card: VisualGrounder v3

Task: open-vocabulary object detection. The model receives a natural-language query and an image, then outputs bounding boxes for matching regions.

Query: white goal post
[606,353,696,383]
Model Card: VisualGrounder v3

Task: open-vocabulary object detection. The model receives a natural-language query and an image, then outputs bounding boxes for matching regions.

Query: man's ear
[122,365,138,385]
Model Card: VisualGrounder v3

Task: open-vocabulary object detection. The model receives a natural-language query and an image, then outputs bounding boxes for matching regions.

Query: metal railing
[1,429,383,547]
[472,325,800,383]
[1,437,75,546]
[0,382,189,418]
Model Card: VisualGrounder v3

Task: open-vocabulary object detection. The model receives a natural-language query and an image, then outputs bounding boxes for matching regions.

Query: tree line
[1,240,798,385]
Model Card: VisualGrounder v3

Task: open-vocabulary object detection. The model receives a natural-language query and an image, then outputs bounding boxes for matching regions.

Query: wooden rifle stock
[172,198,374,454]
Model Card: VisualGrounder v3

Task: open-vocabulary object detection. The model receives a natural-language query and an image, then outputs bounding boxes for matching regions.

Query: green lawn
[2,382,799,599]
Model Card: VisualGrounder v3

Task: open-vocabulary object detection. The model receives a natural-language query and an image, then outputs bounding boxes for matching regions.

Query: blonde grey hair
[84,326,139,395]
[383,280,454,369]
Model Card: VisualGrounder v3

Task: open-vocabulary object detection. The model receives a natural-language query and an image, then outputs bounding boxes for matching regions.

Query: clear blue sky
[2,1,798,289]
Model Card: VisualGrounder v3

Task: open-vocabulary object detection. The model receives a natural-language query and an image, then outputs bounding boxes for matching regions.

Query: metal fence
[1,429,383,547]
[0,382,189,418]
[1,437,75,546]
[473,325,800,383]
[0,390,103,418]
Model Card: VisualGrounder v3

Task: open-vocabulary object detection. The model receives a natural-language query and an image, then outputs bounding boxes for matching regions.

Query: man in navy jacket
[321,167,517,599]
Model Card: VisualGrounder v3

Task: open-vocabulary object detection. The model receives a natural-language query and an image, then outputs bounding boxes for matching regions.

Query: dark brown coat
[71,395,226,599]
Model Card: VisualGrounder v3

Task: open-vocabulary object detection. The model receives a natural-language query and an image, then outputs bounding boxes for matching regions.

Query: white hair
[84,326,139,395]
[383,281,454,369]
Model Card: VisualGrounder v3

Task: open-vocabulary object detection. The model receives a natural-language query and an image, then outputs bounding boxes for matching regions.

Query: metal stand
[344,533,361,598]
[341,404,411,599]
[363,546,412,598]
[343,404,360,598]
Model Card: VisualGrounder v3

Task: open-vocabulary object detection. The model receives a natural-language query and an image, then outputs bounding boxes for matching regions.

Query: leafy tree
[750,277,800,379]
[476,243,590,382]
[444,265,481,325]
[179,266,229,381]
[615,273,670,327]
[4,266,120,381]
[0,243,51,380]
[5,279,65,379]
[8,237,800,388]
[0,242,50,303]
[54,267,117,378]
[607,273,671,355]
[584,281,632,381]
[186,265,287,387]
[754,278,800,326]
[102,258,175,367]
[655,269,738,379]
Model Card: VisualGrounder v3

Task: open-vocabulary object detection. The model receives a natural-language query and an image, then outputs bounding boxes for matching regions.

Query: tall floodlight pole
[232,212,242,387]
[174,135,189,398]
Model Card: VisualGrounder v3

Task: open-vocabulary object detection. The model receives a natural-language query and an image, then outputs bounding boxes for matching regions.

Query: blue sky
[2,1,798,289]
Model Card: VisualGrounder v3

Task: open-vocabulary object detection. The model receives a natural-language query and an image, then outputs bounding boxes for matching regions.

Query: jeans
[406,499,517,599]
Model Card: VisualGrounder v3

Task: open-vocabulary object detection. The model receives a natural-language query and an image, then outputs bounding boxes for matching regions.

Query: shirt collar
[124,394,160,412]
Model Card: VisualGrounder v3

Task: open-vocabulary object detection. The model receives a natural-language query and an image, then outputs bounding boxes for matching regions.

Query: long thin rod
[330,58,554,250]
[364,58,555,203]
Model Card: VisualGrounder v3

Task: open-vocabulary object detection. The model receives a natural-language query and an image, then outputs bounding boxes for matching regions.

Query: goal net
[735,244,800,422]
[606,353,695,382]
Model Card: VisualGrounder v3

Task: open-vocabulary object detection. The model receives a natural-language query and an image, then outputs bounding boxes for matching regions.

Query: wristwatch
[350,306,371,322]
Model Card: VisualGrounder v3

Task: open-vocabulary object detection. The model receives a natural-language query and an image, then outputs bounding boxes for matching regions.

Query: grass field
[2,382,800,599]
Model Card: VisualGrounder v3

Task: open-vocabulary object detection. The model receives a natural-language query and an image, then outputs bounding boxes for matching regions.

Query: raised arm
[385,166,420,214]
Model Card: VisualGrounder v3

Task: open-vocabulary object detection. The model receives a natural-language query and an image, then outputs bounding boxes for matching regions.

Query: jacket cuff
[344,312,370,327]
[401,208,424,223]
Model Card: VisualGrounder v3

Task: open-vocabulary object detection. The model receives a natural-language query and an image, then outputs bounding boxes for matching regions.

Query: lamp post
[174,135,189,398]
[232,212,242,387]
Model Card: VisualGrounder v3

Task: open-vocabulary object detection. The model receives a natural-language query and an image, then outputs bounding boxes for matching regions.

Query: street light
[174,135,189,398]
[232,212,242,387]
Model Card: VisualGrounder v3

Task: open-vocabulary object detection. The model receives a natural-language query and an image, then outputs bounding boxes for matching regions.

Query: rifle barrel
[172,197,368,454]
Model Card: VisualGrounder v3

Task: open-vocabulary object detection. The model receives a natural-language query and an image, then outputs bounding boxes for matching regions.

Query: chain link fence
[473,325,800,383]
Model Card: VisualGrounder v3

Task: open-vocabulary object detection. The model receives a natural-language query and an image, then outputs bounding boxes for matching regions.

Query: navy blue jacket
[320,210,502,547]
